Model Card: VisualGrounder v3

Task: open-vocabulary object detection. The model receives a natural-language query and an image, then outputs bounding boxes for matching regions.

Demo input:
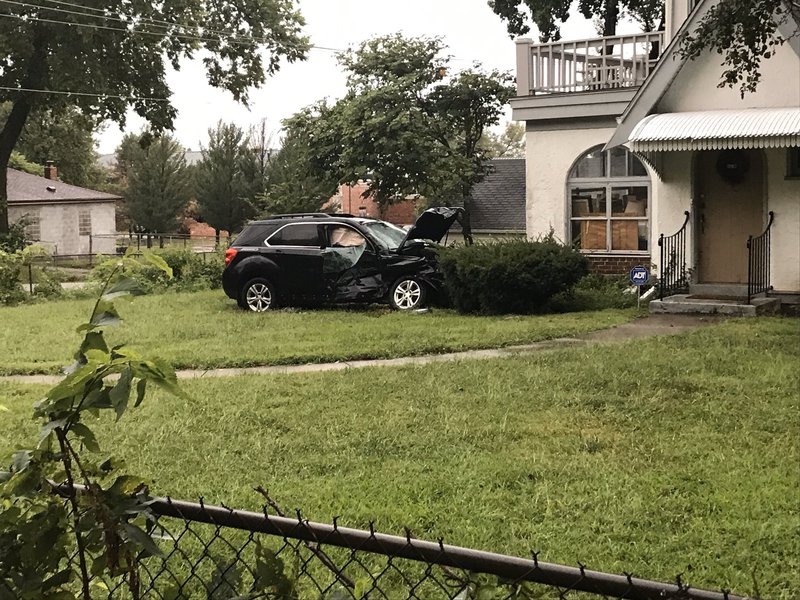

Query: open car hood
[399,207,462,249]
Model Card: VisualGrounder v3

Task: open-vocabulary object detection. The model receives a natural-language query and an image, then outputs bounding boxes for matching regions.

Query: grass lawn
[0,289,634,375]
[1,317,798,597]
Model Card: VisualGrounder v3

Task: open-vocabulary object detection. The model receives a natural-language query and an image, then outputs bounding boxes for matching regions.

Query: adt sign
[629,266,650,286]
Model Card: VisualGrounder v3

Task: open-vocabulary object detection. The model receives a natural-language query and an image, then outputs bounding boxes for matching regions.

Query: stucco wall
[659,39,800,112]
[525,126,617,242]
[765,148,800,292]
[9,202,116,255]
[650,152,694,280]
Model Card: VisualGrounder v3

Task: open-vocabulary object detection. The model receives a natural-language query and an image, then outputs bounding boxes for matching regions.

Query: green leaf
[109,475,147,496]
[141,252,173,279]
[71,423,100,453]
[11,450,32,472]
[121,523,164,558]
[110,367,133,421]
[42,568,73,591]
[0,405,8,413]
[103,276,145,300]
[77,330,109,360]
[134,378,147,408]
[39,417,69,444]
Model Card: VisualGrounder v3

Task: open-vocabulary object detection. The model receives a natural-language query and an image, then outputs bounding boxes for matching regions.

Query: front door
[695,150,764,284]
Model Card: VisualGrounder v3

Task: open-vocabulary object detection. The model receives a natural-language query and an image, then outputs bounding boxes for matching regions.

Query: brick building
[329,182,418,226]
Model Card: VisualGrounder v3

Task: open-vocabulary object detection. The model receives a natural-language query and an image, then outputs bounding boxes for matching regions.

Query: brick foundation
[587,255,651,276]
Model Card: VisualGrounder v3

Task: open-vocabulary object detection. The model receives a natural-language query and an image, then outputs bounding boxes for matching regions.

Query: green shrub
[176,253,225,291]
[155,248,198,280]
[549,273,639,312]
[89,256,170,293]
[437,239,589,314]
[0,249,25,305]
[31,267,66,300]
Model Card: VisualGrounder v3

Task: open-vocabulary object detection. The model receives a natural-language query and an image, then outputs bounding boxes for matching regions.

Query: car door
[322,224,384,302]
[265,223,325,298]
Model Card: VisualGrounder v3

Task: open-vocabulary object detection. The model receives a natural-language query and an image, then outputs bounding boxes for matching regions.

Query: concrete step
[650,294,781,316]
[688,283,749,299]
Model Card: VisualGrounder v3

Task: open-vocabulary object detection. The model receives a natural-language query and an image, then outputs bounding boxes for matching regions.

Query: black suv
[222,207,461,312]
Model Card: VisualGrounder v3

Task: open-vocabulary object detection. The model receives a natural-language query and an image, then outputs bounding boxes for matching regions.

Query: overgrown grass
[1,318,797,597]
[0,290,634,375]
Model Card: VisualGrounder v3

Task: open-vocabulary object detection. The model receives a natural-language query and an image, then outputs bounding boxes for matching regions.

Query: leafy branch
[0,251,183,599]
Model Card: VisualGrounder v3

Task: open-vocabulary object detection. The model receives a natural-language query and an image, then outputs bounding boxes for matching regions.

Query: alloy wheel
[246,283,273,312]
[393,279,422,310]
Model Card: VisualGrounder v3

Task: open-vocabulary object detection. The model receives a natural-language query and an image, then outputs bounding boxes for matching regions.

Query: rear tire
[389,277,427,310]
[239,277,277,312]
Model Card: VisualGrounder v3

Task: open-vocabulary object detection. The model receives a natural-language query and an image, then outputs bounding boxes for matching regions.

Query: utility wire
[0,85,171,102]
[0,0,341,52]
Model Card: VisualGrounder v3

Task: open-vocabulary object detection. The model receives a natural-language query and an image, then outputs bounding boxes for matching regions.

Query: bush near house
[438,239,589,314]
[89,248,225,293]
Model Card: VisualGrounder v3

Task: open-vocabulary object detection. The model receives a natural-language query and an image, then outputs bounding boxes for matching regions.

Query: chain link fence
[5,483,748,600]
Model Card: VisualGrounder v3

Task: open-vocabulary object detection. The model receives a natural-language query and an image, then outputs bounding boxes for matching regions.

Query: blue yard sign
[630,266,650,286]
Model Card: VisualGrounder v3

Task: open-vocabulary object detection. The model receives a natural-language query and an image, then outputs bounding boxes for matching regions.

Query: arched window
[567,146,651,253]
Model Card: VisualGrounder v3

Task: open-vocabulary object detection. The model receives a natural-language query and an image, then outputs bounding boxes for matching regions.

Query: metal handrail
[747,211,775,303]
[658,211,691,300]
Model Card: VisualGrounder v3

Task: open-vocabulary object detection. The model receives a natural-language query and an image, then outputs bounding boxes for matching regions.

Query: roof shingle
[7,169,120,204]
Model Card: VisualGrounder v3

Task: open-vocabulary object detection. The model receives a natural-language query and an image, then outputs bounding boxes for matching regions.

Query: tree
[258,128,339,215]
[289,35,514,243]
[240,119,274,201]
[0,103,103,187]
[488,0,663,41]
[195,121,257,243]
[680,0,800,96]
[0,0,309,236]
[125,134,191,239]
[479,121,526,158]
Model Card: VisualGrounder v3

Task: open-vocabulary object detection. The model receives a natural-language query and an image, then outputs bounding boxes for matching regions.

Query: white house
[512,0,799,313]
[7,166,118,255]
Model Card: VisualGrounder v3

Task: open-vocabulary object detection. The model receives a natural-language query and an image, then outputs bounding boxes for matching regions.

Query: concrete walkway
[2,314,719,385]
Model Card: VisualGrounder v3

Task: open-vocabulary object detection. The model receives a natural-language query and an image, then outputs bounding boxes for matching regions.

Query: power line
[0,0,341,53]
[0,85,171,102]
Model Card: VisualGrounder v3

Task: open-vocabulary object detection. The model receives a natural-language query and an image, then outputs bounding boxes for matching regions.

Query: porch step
[688,283,749,298]
[650,294,781,316]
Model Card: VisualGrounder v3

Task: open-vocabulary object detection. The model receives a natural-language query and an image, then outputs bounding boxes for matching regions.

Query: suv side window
[234,224,279,246]
[268,223,321,247]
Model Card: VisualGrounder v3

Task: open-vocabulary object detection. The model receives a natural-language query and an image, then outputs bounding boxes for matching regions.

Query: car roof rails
[268,212,331,220]
[268,212,359,220]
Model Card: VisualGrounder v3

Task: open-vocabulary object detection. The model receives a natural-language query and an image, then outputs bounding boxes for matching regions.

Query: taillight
[224,248,238,265]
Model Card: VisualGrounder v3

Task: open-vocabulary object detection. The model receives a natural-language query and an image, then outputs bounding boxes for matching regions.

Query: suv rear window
[268,223,321,247]
[233,224,279,246]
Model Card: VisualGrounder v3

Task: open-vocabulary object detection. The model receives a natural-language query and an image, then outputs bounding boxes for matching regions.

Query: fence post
[89,235,93,267]
[28,263,33,294]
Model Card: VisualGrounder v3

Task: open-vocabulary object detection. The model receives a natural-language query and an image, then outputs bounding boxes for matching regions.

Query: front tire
[389,277,427,310]
[239,277,277,312]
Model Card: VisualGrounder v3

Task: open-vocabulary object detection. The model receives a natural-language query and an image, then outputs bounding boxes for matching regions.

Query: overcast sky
[95,0,602,155]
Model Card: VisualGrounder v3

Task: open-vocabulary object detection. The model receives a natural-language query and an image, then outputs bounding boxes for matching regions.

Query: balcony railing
[517,32,665,96]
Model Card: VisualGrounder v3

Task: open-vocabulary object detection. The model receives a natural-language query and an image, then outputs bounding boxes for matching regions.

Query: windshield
[363,220,408,250]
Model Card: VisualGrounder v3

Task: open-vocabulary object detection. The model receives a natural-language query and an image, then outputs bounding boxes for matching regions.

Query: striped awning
[628,108,800,152]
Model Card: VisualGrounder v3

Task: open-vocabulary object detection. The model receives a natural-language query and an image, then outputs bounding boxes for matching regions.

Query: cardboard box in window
[581,221,639,250]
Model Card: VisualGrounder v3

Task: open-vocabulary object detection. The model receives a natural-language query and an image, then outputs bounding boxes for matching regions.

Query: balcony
[516,32,665,97]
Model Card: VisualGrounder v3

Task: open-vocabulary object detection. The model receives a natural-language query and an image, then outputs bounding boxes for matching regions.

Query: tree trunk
[460,197,474,246]
[0,29,49,235]
[215,229,221,247]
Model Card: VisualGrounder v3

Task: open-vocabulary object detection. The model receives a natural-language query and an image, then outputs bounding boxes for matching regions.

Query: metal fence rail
[747,211,774,304]
[2,481,750,600]
[658,211,691,300]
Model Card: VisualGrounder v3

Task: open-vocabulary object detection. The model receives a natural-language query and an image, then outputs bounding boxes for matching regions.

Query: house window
[787,147,800,178]
[78,210,92,236]
[24,210,41,241]
[568,146,651,253]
